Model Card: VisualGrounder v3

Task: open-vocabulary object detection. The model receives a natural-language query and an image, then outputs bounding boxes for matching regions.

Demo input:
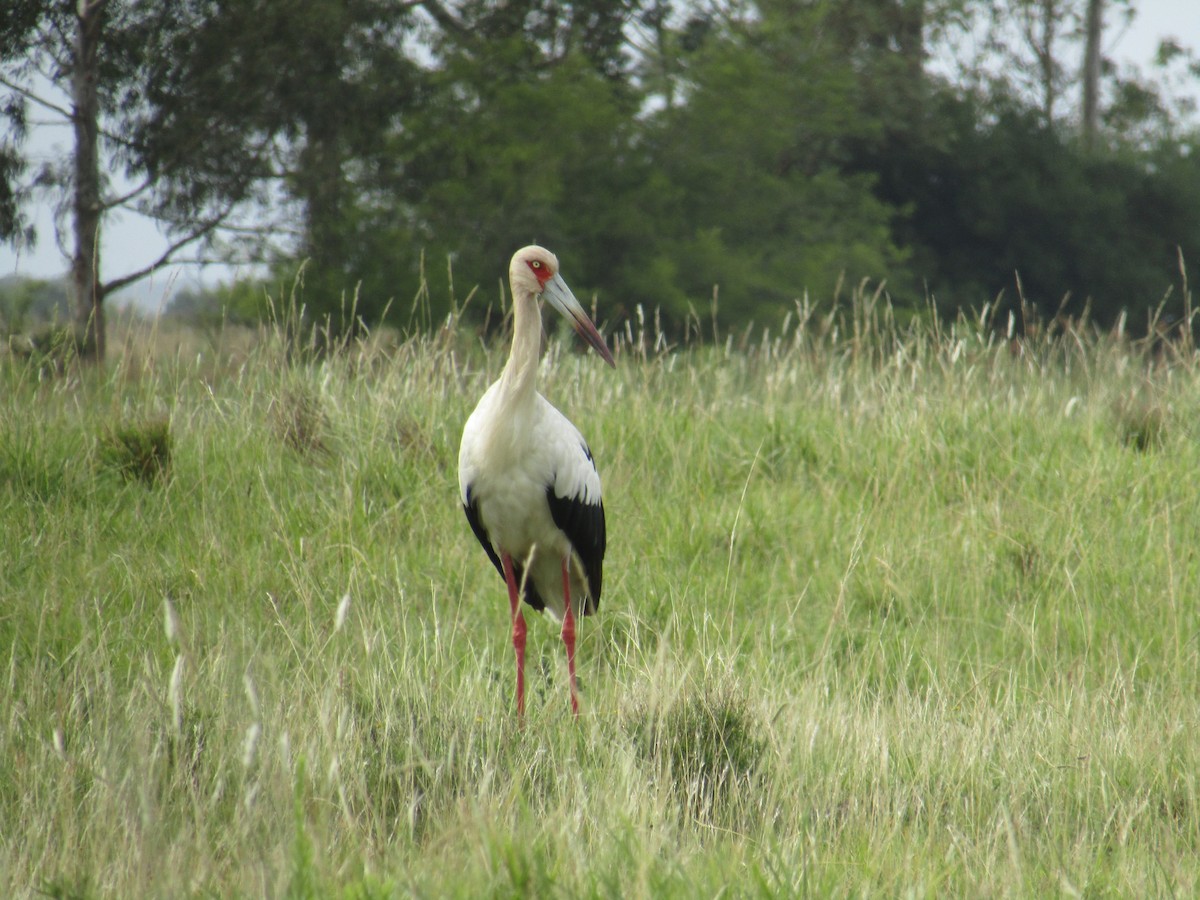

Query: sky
[2,0,1198,313]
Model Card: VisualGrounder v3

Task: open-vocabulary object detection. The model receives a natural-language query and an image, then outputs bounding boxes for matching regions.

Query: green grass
[2,303,1199,897]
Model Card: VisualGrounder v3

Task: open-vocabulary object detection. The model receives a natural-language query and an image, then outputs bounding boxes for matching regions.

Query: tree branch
[102,213,229,296]
[0,74,75,122]
[0,73,144,153]
[214,221,301,238]
[102,177,153,210]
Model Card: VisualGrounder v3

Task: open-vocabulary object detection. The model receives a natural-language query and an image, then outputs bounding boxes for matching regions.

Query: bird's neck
[499,291,541,403]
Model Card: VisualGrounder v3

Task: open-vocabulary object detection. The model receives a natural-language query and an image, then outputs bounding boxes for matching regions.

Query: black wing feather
[546,442,606,615]
[462,486,503,580]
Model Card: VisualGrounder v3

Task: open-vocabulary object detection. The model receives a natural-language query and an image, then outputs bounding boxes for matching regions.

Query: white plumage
[458,245,615,718]
[460,389,600,614]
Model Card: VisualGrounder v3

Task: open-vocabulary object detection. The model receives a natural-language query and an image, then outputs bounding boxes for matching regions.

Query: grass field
[2,298,1199,897]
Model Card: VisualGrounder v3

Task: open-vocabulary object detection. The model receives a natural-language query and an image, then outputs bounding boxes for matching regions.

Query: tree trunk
[1081,0,1103,148]
[1039,0,1058,128]
[72,0,106,362]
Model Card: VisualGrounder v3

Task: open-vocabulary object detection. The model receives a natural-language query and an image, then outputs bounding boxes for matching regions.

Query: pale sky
[1,0,1198,311]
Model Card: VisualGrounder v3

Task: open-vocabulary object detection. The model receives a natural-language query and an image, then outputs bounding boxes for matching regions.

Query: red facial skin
[526,259,555,288]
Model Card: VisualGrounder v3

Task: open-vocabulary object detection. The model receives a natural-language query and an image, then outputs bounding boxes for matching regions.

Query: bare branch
[216,221,301,238]
[149,255,259,269]
[127,200,297,240]
[102,213,229,296]
[0,74,74,123]
[102,177,153,210]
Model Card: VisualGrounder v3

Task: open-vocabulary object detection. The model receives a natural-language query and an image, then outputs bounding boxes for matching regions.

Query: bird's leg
[561,558,579,717]
[501,554,526,720]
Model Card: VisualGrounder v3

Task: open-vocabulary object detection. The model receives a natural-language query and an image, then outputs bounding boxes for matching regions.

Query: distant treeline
[4,1,1199,342]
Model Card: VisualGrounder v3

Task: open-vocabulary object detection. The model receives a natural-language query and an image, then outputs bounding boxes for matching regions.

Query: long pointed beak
[540,272,616,368]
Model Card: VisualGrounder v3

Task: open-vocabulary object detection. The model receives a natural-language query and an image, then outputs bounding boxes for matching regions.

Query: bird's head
[510,245,615,367]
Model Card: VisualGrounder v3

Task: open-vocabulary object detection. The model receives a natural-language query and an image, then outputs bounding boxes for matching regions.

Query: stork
[458,245,615,718]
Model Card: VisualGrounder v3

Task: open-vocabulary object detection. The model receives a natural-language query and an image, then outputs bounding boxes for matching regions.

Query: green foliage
[857,92,1200,322]
[165,278,273,326]
[642,1,910,323]
[0,277,70,329]
[387,22,656,326]
[3,321,88,379]
[5,1,1200,340]
[128,0,425,262]
[0,140,32,248]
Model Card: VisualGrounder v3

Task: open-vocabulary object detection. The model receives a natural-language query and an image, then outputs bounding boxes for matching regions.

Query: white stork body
[458,245,615,717]
[460,387,601,618]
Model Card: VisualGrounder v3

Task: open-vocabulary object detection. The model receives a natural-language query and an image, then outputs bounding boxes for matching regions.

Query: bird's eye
[531,261,542,269]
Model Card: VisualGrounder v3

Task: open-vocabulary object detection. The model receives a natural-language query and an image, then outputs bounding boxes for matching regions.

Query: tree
[133,0,426,321]
[3,2,111,358]
[6,0,1198,349]
[861,86,1200,326]
[639,1,909,322]
[369,0,654,325]
[2,1,426,359]
[0,2,260,360]
[934,0,1193,144]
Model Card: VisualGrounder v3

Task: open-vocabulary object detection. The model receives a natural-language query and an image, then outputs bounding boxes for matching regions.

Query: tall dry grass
[2,283,1199,896]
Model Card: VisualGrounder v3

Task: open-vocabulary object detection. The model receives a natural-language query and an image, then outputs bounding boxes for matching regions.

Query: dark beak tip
[592,336,616,367]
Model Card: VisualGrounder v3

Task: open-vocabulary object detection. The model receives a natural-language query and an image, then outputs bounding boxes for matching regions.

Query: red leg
[561,558,580,717]
[501,554,526,720]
